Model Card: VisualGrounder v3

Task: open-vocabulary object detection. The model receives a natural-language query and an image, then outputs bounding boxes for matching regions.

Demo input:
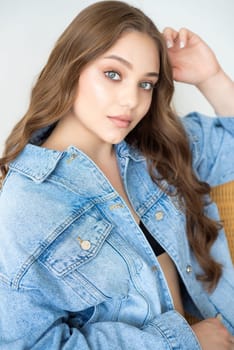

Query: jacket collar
[9,141,144,183]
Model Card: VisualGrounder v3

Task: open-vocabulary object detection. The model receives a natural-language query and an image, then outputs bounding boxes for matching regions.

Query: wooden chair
[186,180,234,325]
[211,181,234,262]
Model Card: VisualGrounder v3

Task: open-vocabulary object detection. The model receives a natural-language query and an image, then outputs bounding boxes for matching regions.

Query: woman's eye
[140,81,154,91]
[104,71,121,81]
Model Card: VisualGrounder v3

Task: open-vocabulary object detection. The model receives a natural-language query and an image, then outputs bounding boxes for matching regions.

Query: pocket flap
[41,208,113,276]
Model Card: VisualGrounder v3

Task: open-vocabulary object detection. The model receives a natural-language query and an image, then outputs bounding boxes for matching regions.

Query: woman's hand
[162,27,220,86]
[191,318,234,350]
[163,27,234,116]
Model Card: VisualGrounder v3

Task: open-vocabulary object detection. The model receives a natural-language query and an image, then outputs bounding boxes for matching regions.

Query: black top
[139,221,165,256]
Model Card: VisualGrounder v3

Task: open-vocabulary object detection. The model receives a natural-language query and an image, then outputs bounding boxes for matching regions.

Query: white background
[1,0,234,154]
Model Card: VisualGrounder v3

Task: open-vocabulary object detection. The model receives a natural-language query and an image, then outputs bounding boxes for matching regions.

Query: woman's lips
[108,115,132,128]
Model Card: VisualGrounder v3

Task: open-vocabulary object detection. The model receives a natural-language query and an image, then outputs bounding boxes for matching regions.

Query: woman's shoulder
[182,111,234,137]
[8,143,63,183]
[0,144,67,222]
[0,146,83,288]
[181,112,234,185]
[0,145,75,257]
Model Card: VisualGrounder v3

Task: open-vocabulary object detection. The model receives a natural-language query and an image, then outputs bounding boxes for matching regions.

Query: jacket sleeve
[182,112,234,186]
[0,280,201,350]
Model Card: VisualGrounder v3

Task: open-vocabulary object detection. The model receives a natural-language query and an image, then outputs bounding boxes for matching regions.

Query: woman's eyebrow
[104,54,159,77]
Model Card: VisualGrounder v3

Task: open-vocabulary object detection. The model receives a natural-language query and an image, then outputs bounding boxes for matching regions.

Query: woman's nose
[119,84,139,110]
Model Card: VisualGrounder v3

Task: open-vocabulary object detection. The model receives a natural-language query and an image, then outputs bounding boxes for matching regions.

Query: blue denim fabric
[0,112,234,349]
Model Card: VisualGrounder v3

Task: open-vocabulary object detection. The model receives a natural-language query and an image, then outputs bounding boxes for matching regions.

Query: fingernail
[166,40,173,48]
[180,41,185,49]
[216,313,222,322]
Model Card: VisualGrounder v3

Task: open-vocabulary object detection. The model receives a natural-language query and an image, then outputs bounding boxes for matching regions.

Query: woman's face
[67,30,160,148]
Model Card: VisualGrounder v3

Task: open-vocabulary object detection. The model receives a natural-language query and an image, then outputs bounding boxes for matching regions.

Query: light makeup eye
[104,71,121,81]
[140,81,154,91]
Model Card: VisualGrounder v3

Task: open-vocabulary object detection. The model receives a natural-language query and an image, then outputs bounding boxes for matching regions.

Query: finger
[178,27,196,48]
[230,337,234,350]
[177,28,188,48]
[162,27,179,48]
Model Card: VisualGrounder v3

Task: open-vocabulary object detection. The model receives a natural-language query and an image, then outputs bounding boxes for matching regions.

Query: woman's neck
[41,114,115,165]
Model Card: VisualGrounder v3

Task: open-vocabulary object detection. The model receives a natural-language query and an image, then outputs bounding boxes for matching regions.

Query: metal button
[109,203,124,211]
[155,211,164,221]
[66,153,78,164]
[152,265,157,272]
[77,237,91,251]
[80,240,91,251]
[186,265,193,273]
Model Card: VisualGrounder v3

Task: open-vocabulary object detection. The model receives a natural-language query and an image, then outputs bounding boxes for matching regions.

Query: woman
[0,1,234,349]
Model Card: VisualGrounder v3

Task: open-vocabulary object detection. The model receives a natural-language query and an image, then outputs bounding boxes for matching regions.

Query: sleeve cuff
[144,311,201,350]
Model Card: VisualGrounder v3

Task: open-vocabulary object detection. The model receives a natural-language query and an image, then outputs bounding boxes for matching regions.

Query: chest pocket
[40,206,140,304]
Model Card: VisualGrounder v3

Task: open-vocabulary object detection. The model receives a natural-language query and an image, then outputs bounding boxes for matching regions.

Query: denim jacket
[0,112,234,349]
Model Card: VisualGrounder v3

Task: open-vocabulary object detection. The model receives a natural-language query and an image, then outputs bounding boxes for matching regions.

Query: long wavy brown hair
[0,0,221,290]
